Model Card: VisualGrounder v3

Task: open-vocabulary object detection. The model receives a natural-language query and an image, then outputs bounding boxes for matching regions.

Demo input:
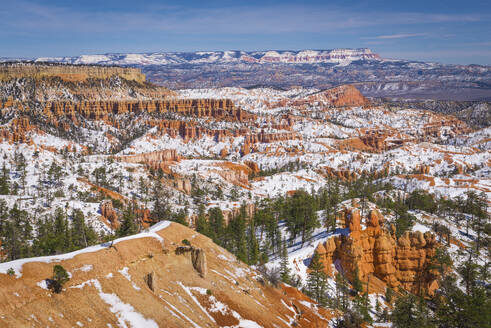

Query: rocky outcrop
[315,208,439,295]
[215,162,251,187]
[175,245,207,278]
[0,117,35,144]
[43,98,251,121]
[173,178,192,195]
[0,62,145,83]
[116,150,180,164]
[321,166,357,181]
[116,150,180,173]
[100,200,119,229]
[286,85,369,108]
[191,248,207,278]
[220,203,256,224]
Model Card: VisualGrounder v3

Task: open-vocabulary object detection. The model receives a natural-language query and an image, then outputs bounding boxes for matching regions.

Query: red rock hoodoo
[315,208,439,295]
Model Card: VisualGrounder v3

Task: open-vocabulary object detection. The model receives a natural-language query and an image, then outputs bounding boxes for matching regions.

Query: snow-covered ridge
[0,221,171,278]
[35,48,381,66]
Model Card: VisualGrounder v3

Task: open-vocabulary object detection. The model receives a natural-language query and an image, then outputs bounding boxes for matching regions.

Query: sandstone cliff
[0,63,145,83]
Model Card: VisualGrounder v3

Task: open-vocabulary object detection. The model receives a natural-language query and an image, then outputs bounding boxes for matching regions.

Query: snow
[76,264,93,273]
[74,279,158,328]
[35,49,381,66]
[412,223,431,233]
[159,296,202,328]
[118,267,141,291]
[177,282,216,323]
[36,280,48,290]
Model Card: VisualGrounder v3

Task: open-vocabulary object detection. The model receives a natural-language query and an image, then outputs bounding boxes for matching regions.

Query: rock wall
[315,208,439,295]
[0,63,145,83]
[43,98,247,121]
[116,150,180,164]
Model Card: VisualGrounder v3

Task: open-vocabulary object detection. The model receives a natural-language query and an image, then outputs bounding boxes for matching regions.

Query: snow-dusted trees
[305,251,328,306]
[282,189,320,246]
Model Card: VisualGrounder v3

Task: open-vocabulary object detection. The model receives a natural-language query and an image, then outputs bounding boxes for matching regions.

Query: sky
[1,0,490,65]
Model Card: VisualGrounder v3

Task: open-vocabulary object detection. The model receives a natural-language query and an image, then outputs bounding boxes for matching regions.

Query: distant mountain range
[3,48,490,101]
[34,48,381,66]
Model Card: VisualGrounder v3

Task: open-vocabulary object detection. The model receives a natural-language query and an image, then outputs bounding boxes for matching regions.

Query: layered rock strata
[315,208,438,295]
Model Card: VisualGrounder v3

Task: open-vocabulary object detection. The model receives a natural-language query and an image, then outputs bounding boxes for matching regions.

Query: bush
[206,289,212,296]
[258,265,281,287]
[182,239,191,246]
[49,265,70,293]
[6,268,15,276]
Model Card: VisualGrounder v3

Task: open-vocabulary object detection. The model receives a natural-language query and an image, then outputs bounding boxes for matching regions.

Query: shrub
[6,268,15,276]
[206,289,212,296]
[49,265,70,293]
[182,239,191,246]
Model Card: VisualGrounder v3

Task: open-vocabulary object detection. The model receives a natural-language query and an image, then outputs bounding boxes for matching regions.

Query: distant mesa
[32,48,382,66]
[0,62,146,83]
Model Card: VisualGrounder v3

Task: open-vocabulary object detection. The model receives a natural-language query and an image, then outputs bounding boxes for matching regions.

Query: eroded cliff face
[0,117,35,144]
[42,98,243,121]
[0,63,146,83]
[315,208,439,295]
[0,222,334,328]
[283,84,370,109]
[358,116,470,152]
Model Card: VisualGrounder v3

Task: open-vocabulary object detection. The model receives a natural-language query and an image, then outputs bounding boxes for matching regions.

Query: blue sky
[1,0,490,64]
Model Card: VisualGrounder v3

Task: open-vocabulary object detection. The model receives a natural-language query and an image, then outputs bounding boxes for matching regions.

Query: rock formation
[0,117,35,144]
[286,85,369,108]
[315,208,439,295]
[191,247,207,278]
[100,200,119,229]
[43,98,249,121]
[0,62,146,83]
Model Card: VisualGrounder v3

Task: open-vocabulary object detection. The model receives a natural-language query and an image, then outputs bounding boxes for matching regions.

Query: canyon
[0,62,488,327]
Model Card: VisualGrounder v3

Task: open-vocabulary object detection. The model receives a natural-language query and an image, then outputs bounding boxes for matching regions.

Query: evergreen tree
[196,204,211,237]
[306,252,328,306]
[0,163,10,195]
[246,215,259,265]
[208,207,225,245]
[391,293,435,328]
[279,238,291,284]
[117,205,138,237]
[352,265,363,295]
[434,273,490,328]
[283,190,320,246]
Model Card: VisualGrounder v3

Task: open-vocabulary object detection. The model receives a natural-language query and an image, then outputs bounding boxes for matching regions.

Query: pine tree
[53,208,67,253]
[208,207,224,245]
[71,209,89,248]
[0,163,10,195]
[117,205,138,237]
[306,252,328,306]
[352,265,363,295]
[279,238,291,284]
[391,293,435,328]
[196,204,211,237]
[51,265,70,293]
[246,216,259,265]
[235,213,248,263]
